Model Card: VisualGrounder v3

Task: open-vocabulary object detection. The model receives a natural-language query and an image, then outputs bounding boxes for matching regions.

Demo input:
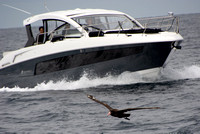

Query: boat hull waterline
[0,41,181,87]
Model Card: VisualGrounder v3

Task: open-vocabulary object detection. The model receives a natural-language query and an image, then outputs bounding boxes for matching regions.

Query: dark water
[0,13,200,133]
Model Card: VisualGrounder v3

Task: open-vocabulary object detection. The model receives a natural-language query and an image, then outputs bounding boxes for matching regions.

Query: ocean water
[0,13,200,133]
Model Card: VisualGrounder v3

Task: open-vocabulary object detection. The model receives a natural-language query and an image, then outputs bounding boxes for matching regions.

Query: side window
[46,20,65,35]
[55,23,82,37]
[46,20,82,41]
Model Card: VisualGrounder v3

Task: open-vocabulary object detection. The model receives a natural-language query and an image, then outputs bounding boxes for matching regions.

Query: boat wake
[161,64,200,80]
[1,65,200,92]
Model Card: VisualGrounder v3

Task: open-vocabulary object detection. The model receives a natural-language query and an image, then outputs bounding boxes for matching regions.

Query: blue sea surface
[0,13,200,134]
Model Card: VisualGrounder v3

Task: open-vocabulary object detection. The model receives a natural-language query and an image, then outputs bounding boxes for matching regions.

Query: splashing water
[0,71,146,92]
[161,65,200,80]
[1,65,200,92]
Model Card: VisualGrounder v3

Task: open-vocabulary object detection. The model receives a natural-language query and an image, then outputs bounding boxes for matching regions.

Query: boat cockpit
[24,13,143,47]
[25,19,83,47]
[24,9,179,48]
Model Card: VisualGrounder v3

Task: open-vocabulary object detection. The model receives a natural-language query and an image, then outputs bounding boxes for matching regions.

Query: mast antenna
[44,0,50,12]
[1,3,31,15]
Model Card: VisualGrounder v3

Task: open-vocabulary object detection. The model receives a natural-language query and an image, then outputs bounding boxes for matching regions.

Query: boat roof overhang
[23,9,125,26]
[23,13,72,26]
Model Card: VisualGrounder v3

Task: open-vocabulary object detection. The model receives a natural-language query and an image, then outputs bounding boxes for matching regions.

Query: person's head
[39,26,44,33]
[86,17,94,25]
[64,23,70,29]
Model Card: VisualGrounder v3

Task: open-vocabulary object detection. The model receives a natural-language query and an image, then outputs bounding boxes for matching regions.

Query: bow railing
[136,14,179,33]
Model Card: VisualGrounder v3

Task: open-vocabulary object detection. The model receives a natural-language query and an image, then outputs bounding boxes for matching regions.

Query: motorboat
[0,9,183,87]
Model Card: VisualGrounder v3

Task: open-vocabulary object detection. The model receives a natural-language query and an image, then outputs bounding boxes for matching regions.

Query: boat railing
[34,28,82,44]
[35,33,46,45]
[136,14,179,33]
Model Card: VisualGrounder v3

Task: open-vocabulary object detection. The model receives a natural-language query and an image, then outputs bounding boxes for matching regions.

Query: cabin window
[45,19,82,41]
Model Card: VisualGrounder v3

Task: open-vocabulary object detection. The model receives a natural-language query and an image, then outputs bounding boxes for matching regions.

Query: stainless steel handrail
[136,15,180,33]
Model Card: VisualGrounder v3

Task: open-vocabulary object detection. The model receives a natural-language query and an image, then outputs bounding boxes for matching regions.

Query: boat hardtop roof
[23,8,125,26]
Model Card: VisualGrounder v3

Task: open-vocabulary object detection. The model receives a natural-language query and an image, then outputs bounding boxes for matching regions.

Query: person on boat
[85,17,106,31]
[62,23,70,35]
[36,26,44,44]
[84,17,94,31]
[86,17,94,26]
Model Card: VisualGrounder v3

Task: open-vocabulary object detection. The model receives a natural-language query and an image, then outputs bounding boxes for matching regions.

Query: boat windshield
[72,14,141,32]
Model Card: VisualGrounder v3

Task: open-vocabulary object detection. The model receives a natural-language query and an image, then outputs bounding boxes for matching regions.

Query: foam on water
[1,65,200,92]
[161,64,200,80]
[0,71,145,92]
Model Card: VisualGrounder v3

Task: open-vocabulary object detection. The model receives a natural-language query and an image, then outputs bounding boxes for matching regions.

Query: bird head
[87,95,94,99]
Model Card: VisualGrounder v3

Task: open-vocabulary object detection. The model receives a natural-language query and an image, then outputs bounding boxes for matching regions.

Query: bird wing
[118,107,160,113]
[87,95,113,110]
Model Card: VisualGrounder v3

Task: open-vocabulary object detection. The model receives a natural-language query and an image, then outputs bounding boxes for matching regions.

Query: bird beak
[107,112,111,116]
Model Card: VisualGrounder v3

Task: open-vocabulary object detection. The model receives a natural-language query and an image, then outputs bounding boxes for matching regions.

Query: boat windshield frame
[72,14,142,32]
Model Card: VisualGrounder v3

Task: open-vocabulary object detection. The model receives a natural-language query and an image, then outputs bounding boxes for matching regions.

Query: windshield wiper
[118,21,124,31]
[87,25,101,30]
[118,21,129,36]
[81,24,101,31]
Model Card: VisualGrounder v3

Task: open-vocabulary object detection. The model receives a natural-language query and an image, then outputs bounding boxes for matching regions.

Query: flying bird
[87,95,160,120]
